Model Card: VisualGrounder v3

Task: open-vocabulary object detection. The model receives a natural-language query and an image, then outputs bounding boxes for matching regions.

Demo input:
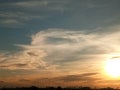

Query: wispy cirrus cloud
[0,0,69,9]
[1,26,120,73]
[56,72,98,82]
[0,11,45,27]
[0,0,69,27]
[1,0,120,28]
[4,72,98,87]
[0,49,49,70]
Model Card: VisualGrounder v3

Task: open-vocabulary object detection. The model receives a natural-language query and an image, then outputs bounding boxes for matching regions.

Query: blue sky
[1,0,120,87]
[1,0,120,51]
[0,0,119,49]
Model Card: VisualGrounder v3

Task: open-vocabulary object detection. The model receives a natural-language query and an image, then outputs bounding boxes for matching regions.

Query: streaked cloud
[0,49,47,70]
[0,25,120,74]
[57,72,98,82]
[0,0,69,27]
[0,25,120,87]
[1,0,120,29]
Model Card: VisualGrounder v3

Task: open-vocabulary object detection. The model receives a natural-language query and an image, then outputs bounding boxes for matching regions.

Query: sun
[105,57,120,78]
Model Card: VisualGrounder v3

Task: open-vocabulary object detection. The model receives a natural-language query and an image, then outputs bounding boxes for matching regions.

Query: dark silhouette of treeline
[0,86,119,90]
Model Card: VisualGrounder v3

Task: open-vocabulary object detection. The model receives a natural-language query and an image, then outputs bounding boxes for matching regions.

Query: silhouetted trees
[0,86,119,90]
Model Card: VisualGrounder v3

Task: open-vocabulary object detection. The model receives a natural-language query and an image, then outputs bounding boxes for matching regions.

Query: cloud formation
[57,72,98,82]
[0,26,120,73]
[0,26,120,87]
[0,0,69,27]
[0,48,54,71]
[1,0,120,28]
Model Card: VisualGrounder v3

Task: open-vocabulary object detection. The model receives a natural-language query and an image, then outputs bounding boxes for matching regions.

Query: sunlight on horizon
[104,57,120,78]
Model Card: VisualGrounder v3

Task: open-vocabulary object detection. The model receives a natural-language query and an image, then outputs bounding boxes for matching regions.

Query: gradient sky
[1,0,120,88]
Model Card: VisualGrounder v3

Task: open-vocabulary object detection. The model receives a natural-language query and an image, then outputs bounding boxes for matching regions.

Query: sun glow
[105,57,120,78]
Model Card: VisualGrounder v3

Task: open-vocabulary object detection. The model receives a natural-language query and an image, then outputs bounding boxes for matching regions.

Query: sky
[1,0,120,88]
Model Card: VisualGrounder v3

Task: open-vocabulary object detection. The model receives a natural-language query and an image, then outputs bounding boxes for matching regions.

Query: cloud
[24,27,120,73]
[11,0,68,11]
[0,11,44,27]
[57,72,98,82]
[27,72,101,87]
[13,0,49,7]
[0,0,69,27]
[0,11,44,20]
[1,0,120,28]
[29,28,120,61]
[0,49,51,70]
[1,26,120,75]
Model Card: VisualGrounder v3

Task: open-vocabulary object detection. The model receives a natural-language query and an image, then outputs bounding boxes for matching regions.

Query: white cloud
[0,11,45,27]
[10,0,68,12]
[0,12,32,21]
[2,19,20,24]
[0,48,59,72]
[14,1,48,7]
[0,0,68,27]
[30,28,120,55]
[1,26,120,74]
[24,27,120,73]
